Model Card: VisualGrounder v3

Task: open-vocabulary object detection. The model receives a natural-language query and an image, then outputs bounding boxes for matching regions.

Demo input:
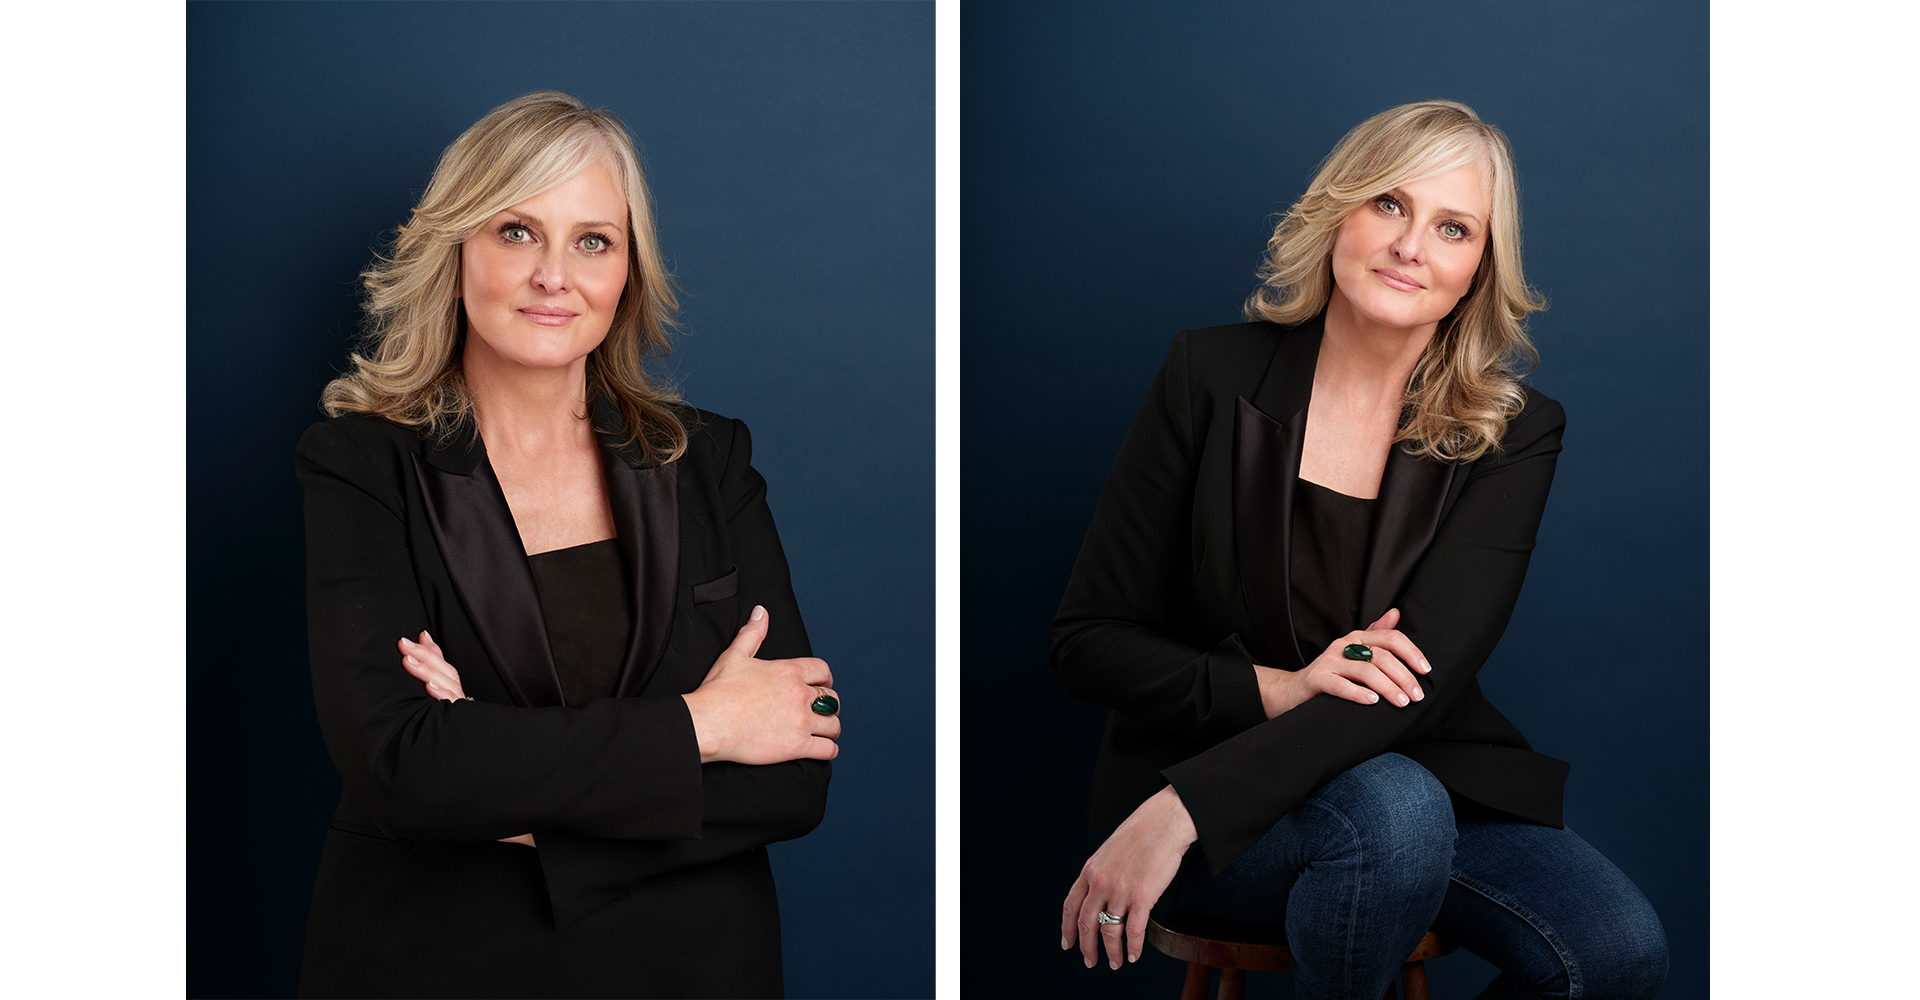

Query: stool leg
[1400,959,1429,1000]
[1180,962,1210,1000]
[1217,967,1246,1000]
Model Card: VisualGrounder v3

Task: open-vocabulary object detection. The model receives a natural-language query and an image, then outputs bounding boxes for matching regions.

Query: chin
[1357,300,1436,332]
[516,346,599,370]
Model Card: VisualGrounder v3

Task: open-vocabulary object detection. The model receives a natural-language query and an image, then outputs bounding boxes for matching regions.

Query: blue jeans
[1176,754,1667,1000]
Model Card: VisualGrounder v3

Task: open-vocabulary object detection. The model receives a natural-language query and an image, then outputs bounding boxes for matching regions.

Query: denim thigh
[1177,753,1455,1000]
[1435,814,1667,1000]
[1173,755,1667,1000]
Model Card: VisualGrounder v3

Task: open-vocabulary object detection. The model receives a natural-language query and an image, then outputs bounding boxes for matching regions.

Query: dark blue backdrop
[962,2,1706,997]
[188,3,931,997]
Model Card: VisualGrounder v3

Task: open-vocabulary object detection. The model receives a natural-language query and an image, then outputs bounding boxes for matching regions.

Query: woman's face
[1328,161,1490,333]
[459,161,630,374]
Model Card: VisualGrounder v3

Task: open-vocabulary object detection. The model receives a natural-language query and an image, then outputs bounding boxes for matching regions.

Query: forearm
[1164,660,1479,868]
[326,687,707,842]
[532,757,832,928]
[1053,624,1268,741]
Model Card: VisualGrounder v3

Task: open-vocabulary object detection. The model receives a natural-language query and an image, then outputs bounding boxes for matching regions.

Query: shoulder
[674,405,748,470]
[1507,385,1567,443]
[670,405,763,496]
[1479,385,1567,468]
[295,413,433,476]
[298,412,428,454]
[1167,321,1293,382]
[1154,320,1311,432]
[669,405,773,518]
[293,413,433,515]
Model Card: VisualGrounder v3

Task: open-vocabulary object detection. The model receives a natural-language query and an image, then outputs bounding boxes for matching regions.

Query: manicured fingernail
[1061,936,1070,950]
[422,631,433,643]
[1110,957,1120,970]
[1419,660,1431,672]
[1397,694,1409,706]
[1084,955,1094,968]
[400,637,414,647]
[750,605,766,622]
[1368,692,1379,703]
[405,656,418,666]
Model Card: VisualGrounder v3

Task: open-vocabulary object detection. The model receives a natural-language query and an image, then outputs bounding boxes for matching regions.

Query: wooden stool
[1147,909,1454,1000]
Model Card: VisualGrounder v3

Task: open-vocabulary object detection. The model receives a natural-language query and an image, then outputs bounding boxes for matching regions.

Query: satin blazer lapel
[603,449,679,699]
[1234,399,1306,669]
[412,430,565,708]
[1231,318,1321,670]
[1357,443,1455,623]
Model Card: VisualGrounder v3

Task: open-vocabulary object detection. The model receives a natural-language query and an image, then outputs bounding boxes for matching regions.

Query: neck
[462,339,595,456]
[1316,289,1438,408]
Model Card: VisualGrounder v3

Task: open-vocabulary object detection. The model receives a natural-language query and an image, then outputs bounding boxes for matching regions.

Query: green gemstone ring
[1342,643,1374,662]
[810,691,840,716]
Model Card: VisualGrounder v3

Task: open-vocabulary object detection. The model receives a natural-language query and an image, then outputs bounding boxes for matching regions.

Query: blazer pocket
[691,566,739,606]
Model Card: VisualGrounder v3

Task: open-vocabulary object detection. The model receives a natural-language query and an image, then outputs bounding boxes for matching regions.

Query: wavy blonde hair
[1244,100,1546,463]
[322,91,687,463]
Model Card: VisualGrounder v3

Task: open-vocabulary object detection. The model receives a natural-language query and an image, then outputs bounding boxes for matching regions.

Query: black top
[527,538,634,707]
[1288,479,1375,666]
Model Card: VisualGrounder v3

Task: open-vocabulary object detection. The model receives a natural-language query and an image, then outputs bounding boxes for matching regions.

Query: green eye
[504,226,531,242]
[582,236,606,252]
[1441,222,1465,239]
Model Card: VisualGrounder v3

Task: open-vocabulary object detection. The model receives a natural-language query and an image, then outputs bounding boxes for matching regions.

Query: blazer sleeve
[1163,394,1566,874]
[1051,333,1271,744]
[698,417,832,849]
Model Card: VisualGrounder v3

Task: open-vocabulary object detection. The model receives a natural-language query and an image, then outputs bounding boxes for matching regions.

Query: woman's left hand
[1060,784,1198,970]
[399,631,467,702]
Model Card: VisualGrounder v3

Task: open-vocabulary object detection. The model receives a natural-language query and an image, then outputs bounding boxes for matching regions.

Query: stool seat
[1147,910,1453,1000]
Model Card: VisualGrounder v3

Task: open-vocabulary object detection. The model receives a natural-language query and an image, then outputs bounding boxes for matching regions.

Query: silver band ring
[1096,911,1123,925]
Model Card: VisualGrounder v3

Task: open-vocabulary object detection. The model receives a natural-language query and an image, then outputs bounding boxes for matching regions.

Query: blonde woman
[1054,102,1665,999]
[296,92,839,998]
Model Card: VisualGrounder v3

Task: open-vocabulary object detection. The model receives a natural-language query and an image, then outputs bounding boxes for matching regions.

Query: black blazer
[1053,317,1570,877]
[295,399,828,997]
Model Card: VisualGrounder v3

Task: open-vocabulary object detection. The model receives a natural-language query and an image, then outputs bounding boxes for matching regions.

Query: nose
[1391,222,1423,264]
[531,245,570,295]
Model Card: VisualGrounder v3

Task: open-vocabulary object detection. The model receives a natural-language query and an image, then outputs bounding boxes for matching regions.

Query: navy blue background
[963,2,1706,997]
[189,3,931,997]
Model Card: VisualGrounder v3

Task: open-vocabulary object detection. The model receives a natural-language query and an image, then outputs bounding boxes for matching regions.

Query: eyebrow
[1385,188,1486,230]
[498,211,627,236]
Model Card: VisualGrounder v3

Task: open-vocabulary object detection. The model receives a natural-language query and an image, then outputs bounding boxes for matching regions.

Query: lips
[1372,268,1425,292]
[518,305,579,326]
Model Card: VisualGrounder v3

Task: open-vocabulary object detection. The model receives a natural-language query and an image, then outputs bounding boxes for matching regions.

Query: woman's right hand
[1253,607,1431,718]
[681,606,841,764]
[400,631,467,702]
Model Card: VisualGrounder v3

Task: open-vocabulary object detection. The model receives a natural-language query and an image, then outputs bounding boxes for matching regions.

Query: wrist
[1153,785,1199,847]
[1253,664,1299,719]
[680,692,722,763]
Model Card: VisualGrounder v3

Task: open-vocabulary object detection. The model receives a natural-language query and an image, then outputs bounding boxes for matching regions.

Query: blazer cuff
[1205,634,1268,738]
[534,695,704,929]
